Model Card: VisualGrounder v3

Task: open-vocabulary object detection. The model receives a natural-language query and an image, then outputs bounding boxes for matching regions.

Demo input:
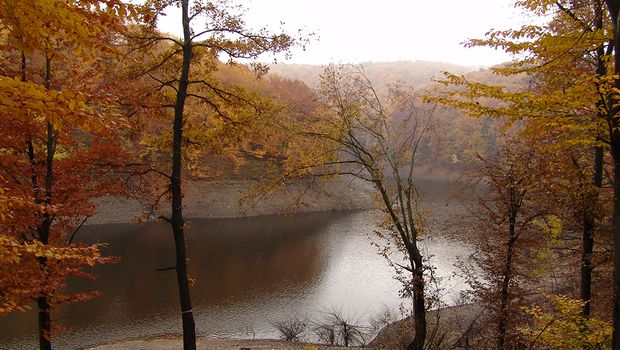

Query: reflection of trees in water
[0,212,350,349]
[188,213,340,303]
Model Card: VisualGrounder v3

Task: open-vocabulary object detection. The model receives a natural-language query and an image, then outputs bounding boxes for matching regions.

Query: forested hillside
[270,61,520,177]
[269,60,480,89]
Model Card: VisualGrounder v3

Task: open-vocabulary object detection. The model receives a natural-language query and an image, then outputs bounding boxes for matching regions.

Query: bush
[271,315,308,342]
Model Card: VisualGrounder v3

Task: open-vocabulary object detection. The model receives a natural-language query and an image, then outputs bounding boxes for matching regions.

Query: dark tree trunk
[497,214,517,350]
[35,56,55,350]
[581,210,595,318]
[376,183,427,350]
[607,1,620,348]
[169,1,196,349]
[580,1,606,319]
[21,52,52,350]
[36,219,52,350]
[580,146,602,318]
[406,250,426,350]
[37,121,55,350]
[37,295,52,350]
[36,213,52,350]
[612,137,620,350]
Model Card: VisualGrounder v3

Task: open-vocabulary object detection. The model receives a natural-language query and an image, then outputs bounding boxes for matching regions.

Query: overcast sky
[157,1,534,67]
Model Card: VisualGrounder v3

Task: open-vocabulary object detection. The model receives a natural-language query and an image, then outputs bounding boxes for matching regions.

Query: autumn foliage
[6,0,620,350]
[0,0,137,346]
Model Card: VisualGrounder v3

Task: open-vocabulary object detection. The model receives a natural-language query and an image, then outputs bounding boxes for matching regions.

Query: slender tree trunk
[36,124,55,350]
[35,55,55,350]
[36,207,53,350]
[581,210,595,317]
[611,145,620,350]
[497,214,517,350]
[581,1,606,319]
[375,183,427,350]
[35,188,53,350]
[170,1,196,349]
[406,250,426,350]
[612,139,620,350]
[36,294,51,350]
[608,2,620,347]
[581,146,603,318]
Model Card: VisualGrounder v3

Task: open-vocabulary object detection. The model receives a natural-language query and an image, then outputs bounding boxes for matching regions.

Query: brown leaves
[0,0,136,321]
[0,235,117,315]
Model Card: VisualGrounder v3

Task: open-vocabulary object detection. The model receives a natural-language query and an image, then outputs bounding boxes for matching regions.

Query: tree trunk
[170,1,196,349]
[612,138,620,350]
[22,52,53,350]
[608,1,620,347]
[406,249,426,350]
[581,210,595,318]
[375,183,428,350]
[583,1,605,319]
[36,215,52,350]
[37,120,55,350]
[37,294,52,350]
[580,146,602,318]
[36,56,55,350]
[497,215,517,350]
[37,220,52,350]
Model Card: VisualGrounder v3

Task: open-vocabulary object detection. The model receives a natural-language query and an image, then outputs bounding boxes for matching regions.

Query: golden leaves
[0,76,101,131]
[431,0,618,153]
[0,0,138,59]
[519,294,612,349]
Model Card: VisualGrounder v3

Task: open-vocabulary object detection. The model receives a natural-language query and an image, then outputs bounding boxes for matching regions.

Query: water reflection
[1,211,390,349]
[0,180,472,349]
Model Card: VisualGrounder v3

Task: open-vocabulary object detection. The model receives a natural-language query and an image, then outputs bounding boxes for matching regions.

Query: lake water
[0,182,471,349]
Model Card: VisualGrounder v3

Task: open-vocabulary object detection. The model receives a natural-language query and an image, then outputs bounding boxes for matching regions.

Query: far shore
[89,177,375,225]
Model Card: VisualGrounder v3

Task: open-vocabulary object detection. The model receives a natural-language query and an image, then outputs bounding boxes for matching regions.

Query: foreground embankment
[89,177,375,225]
[86,336,368,350]
[85,303,483,350]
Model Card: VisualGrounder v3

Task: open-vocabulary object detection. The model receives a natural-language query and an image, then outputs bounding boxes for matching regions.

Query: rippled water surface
[0,180,471,349]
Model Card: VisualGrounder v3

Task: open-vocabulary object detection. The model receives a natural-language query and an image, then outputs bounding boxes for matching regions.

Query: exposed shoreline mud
[89,177,375,225]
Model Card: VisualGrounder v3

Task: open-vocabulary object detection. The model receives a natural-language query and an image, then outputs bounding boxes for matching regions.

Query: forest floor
[85,336,369,350]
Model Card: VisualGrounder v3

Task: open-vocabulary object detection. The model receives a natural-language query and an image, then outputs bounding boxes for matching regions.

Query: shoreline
[84,303,483,350]
[84,335,369,350]
[89,177,375,225]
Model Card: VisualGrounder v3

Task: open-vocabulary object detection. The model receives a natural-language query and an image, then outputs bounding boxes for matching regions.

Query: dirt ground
[86,336,369,350]
[85,302,483,350]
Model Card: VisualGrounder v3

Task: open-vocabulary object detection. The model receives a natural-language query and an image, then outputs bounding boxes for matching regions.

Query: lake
[0,182,471,349]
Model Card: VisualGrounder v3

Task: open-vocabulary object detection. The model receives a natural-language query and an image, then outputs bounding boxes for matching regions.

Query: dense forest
[2,1,620,350]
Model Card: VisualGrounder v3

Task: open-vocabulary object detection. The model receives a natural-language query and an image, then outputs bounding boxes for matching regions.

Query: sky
[157,0,535,67]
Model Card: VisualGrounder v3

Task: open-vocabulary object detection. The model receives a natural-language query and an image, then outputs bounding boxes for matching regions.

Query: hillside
[268,60,514,176]
[268,60,481,89]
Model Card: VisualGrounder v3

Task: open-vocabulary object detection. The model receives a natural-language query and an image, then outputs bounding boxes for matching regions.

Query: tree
[459,137,558,349]
[284,64,435,350]
[429,0,619,339]
[0,0,135,348]
[127,1,298,348]
[602,1,620,347]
